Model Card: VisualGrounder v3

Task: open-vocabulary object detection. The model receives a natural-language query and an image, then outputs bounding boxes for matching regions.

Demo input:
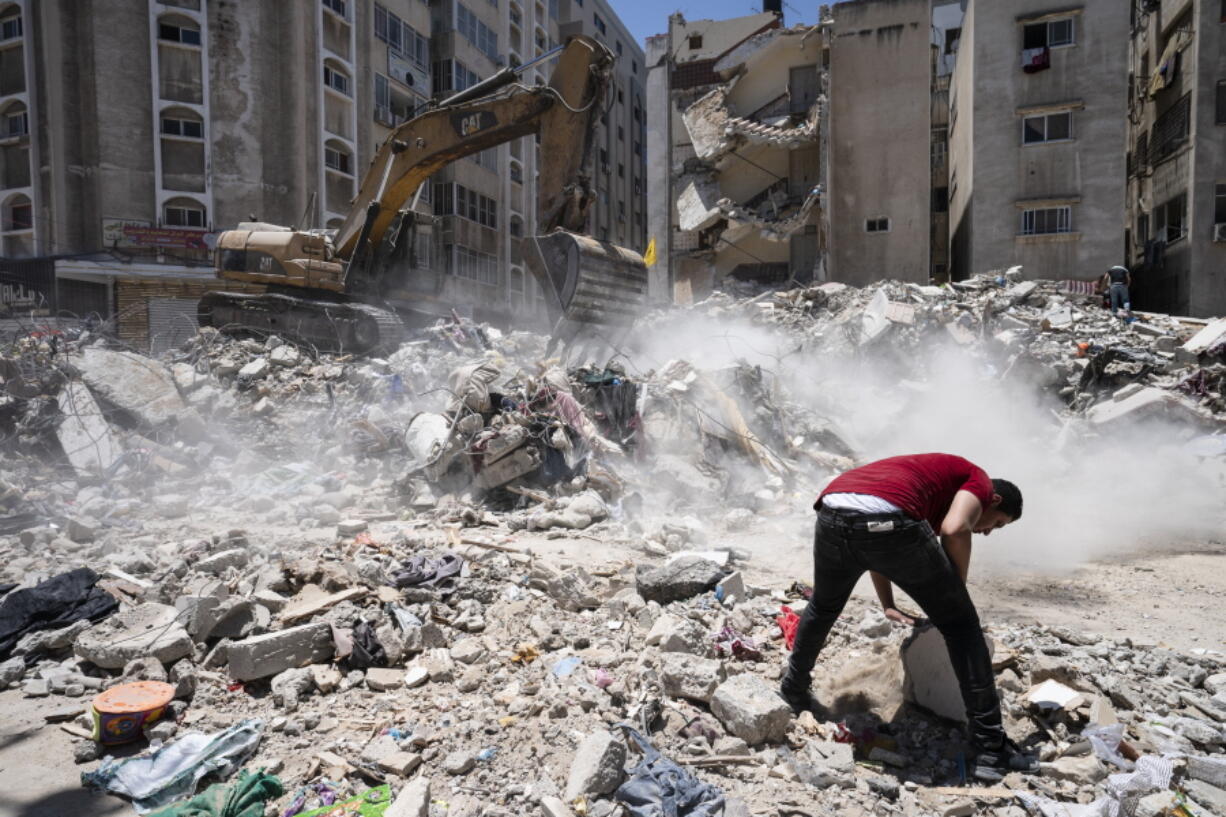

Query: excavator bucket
[524,231,649,327]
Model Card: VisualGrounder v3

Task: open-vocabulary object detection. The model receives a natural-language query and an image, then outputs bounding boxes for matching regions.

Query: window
[2,110,28,138]
[687,33,702,50]
[933,186,949,213]
[1155,193,1186,242]
[1215,184,1226,225]
[324,64,350,95]
[165,202,206,228]
[510,162,523,184]
[159,22,201,46]
[0,11,21,41]
[594,13,607,35]
[632,141,642,157]
[161,115,203,138]
[375,4,402,51]
[457,4,498,61]
[1137,213,1149,246]
[865,218,890,233]
[617,163,624,178]
[468,147,498,172]
[454,245,498,285]
[434,183,497,228]
[1023,111,1072,144]
[931,128,947,168]
[1023,17,1074,49]
[1020,206,1071,235]
[617,125,624,141]
[323,0,346,18]
[616,40,623,56]
[617,89,624,104]
[325,146,352,174]
[1217,81,1226,125]
[3,199,32,231]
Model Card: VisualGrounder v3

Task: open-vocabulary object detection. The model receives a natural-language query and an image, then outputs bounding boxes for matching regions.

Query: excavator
[199,36,648,354]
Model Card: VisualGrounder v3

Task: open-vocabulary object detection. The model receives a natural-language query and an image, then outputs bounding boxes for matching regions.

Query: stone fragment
[660,654,725,703]
[385,776,430,817]
[807,741,854,775]
[403,666,429,688]
[636,556,723,604]
[1205,673,1226,697]
[645,614,681,647]
[65,517,97,544]
[564,730,627,801]
[660,617,710,656]
[74,603,193,669]
[366,667,404,692]
[442,750,476,775]
[1188,755,1226,788]
[449,639,487,665]
[1041,754,1106,785]
[377,751,423,777]
[540,797,576,817]
[194,548,249,574]
[336,519,368,536]
[901,624,992,723]
[225,621,333,681]
[72,346,205,436]
[858,609,892,639]
[270,667,314,712]
[57,382,122,474]
[310,664,342,694]
[710,673,791,745]
[269,345,300,367]
[238,357,269,380]
[1135,791,1176,817]
[715,571,746,605]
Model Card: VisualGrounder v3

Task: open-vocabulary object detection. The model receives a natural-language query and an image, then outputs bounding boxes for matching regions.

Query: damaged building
[645,5,824,303]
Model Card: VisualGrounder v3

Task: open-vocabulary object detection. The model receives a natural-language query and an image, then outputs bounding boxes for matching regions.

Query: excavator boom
[203,35,647,354]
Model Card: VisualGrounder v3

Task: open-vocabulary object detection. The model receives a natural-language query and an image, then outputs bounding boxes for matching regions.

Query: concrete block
[540,796,575,817]
[1040,754,1106,785]
[386,777,430,817]
[366,667,405,691]
[1182,317,1226,354]
[194,548,249,574]
[226,621,333,681]
[716,572,746,605]
[710,673,791,745]
[74,603,193,669]
[238,357,269,380]
[660,617,710,656]
[901,624,994,723]
[564,730,626,801]
[636,556,723,604]
[57,382,123,475]
[1188,755,1226,788]
[377,751,423,777]
[660,654,725,703]
[72,346,204,436]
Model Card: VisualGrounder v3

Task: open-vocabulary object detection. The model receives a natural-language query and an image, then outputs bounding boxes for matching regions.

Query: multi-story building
[930,0,964,282]
[645,5,824,303]
[825,0,933,286]
[948,0,1129,282]
[0,0,643,348]
[1125,0,1226,317]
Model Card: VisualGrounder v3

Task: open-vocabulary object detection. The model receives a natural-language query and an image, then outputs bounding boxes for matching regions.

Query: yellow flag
[643,237,657,267]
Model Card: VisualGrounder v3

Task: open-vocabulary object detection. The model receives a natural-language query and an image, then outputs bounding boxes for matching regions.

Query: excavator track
[198,292,406,355]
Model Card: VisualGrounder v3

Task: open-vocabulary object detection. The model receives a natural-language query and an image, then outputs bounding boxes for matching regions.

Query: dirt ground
[1,531,1223,817]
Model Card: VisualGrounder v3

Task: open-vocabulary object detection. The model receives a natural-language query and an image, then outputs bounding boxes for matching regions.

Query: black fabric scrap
[346,619,388,669]
[391,553,463,590]
[0,567,118,660]
[613,723,724,817]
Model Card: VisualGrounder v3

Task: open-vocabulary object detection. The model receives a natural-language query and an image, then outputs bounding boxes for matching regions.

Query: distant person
[1101,265,1132,318]
[780,453,1037,782]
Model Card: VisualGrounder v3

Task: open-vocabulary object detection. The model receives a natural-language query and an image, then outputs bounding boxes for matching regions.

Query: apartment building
[948,1,1129,282]
[825,0,933,286]
[645,5,824,303]
[1125,0,1226,317]
[0,0,644,348]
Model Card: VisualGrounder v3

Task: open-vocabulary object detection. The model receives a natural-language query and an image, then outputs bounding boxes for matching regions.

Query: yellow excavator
[200,36,648,354]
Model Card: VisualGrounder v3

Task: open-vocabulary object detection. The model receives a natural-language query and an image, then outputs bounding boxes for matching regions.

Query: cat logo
[450,110,497,138]
[259,255,273,272]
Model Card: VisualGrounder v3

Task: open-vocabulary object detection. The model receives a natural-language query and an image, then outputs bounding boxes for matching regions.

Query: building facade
[0,0,644,349]
[826,0,933,286]
[1125,0,1226,317]
[948,0,1130,282]
[645,7,824,303]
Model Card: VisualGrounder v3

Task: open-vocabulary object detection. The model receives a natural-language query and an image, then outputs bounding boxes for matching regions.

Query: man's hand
[883,606,918,626]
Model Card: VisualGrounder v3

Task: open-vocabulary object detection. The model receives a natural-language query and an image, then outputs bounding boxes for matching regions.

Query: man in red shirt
[781,453,1035,782]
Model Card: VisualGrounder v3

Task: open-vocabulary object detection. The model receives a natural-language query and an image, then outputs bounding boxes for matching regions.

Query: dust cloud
[615,309,1226,575]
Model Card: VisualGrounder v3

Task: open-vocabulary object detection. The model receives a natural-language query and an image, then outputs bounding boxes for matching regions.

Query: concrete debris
[0,272,1223,817]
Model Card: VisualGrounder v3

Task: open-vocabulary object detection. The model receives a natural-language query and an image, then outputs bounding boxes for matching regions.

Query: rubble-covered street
[2,271,1226,817]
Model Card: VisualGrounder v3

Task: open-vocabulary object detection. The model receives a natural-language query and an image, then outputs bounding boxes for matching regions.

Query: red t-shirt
[817,453,994,530]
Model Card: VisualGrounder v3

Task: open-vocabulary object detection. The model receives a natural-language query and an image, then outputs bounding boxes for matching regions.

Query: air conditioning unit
[1213,223,1226,243]
[375,105,395,127]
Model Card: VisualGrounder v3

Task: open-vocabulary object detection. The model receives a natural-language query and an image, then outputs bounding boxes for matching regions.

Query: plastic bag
[1082,722,1133,771]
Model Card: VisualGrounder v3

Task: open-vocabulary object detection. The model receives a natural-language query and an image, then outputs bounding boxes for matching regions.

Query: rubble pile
[674,269,1226,429]
[1,272,1225,816]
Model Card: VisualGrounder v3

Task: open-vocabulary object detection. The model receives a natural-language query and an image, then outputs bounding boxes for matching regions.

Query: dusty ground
[1,530,1223,817]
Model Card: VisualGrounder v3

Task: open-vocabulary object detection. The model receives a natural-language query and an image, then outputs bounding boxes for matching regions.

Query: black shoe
[972,738,1040,782]
[780,680,820,716]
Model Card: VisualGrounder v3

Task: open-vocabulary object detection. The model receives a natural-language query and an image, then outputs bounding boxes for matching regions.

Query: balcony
[1150,92,1190,165]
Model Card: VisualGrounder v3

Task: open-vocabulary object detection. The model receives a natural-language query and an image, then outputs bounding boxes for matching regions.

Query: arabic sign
[102,218,213,250]
[0,261,54,317]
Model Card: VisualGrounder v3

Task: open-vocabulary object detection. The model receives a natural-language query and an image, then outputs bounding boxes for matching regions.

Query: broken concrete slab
[385,777,430,817]
[226,621,333,681]
[1182,317,1226,354]
[1086,386,1205,427]
[56,381,122,475]
[710,673,791,745]
[279,585,368,624]
[675,176,724,232]
[1188,755,1226,788]
[636,556,723,605]
[71,346,205,437]
[901,624,985,723]
[660,653,725,703]
[74,602,193,669]
[564,730,626,800]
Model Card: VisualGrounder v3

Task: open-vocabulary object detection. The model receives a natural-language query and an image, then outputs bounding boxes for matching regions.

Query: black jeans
[785,508,1005,750]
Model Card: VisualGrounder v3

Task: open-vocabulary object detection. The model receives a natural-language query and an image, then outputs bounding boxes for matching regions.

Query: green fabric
[296,785,392,817]
[147,770,284,817]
